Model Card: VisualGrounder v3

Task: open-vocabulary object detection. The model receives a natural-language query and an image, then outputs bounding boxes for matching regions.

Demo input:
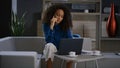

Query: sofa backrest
[0,37,92,54]
[0,37,15,51]
[0,37,46,54]
[13,37,46,54]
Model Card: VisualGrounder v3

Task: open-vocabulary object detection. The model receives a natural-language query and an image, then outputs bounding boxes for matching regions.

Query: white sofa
[0,37,93,68]
[0,37,45,68]
[0,37,120,68]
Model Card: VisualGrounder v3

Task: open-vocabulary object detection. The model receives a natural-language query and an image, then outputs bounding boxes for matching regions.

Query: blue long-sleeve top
[43,23,73,49]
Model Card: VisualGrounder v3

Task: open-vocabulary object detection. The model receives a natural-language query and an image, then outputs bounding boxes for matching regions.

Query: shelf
[101,37,120,40]
[101,13,120,21]
[71,12,100,15]
[102,13,120,16]
[43,0,101,50]
[44,0,100,3]
[91,38,96,41]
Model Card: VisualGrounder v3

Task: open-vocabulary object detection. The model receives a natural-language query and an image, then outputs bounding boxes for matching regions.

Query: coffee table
[55,54,104,68]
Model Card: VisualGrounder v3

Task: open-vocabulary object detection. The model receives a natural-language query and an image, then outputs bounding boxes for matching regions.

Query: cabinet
[41,0,101,50]
[100,0,120,52]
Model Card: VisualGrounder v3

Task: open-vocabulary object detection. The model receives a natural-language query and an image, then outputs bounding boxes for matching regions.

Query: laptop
[57,38,83,55]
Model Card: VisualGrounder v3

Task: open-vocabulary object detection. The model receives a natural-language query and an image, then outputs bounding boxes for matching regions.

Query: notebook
[57,38,83,55]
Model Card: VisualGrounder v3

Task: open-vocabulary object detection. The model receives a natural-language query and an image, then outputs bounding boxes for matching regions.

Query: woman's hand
[50,16,57,30]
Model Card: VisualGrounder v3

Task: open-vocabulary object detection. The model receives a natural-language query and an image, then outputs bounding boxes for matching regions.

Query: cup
[84,9,89,13]
[69,51,76,56]
[93,50,101,55]
[86,52,93,55]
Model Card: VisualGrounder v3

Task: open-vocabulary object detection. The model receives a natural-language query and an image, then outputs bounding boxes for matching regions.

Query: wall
[0,0,11,38]
[12,0,17,13]
[17,0,43,36]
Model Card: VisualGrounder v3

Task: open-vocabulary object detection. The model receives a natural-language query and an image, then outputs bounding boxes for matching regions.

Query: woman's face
[54,9,64,24]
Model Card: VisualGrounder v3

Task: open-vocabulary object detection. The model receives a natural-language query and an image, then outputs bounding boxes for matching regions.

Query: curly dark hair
[42,4,73,31]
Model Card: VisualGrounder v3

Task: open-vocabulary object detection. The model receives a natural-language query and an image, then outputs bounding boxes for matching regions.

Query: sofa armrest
[0,51,38,68]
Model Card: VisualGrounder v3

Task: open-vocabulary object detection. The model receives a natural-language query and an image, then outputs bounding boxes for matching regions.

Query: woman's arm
[43,23,55,43]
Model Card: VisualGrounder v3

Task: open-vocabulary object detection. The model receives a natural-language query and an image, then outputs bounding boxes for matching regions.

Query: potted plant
[11,11,26,36]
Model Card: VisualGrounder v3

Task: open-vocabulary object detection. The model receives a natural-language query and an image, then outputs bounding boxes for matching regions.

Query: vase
[106,3,117,37]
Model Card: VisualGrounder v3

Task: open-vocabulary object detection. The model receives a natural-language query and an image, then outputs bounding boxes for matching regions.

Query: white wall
[12,0,17,13]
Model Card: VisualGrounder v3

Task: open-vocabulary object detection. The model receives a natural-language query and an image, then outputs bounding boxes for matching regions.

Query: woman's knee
[45,43,56,50]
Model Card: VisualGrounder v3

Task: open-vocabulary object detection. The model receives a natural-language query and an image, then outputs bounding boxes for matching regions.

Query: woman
[42,4,73,68]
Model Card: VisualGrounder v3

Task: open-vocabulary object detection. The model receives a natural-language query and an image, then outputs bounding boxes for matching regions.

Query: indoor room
[0,0,120,68]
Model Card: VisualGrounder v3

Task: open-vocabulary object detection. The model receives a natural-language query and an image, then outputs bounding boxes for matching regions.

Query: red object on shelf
[106,3,117,37]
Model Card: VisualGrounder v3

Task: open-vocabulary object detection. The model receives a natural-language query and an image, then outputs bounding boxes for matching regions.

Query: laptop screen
[58,38,83,55]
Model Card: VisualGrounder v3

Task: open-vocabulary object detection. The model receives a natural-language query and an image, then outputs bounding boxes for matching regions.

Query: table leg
[85,62,87,68]
[95,60,99,68]
[61,60,64,68]
[74,62,77,68]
